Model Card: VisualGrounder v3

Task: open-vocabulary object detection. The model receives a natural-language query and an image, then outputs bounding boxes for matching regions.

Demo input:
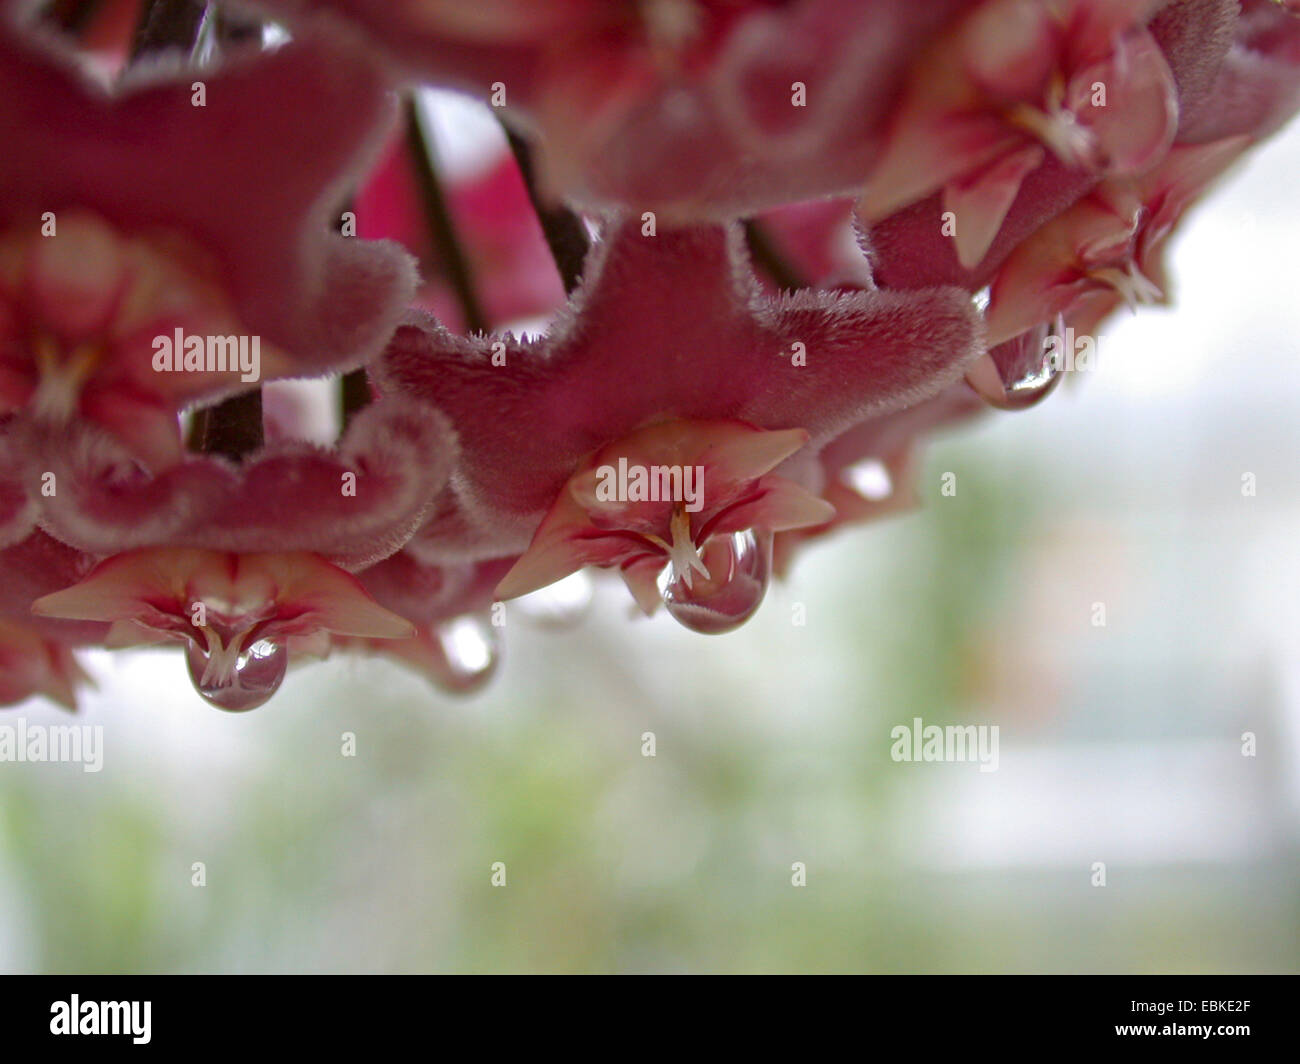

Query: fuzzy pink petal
[864,0,1242,291]
[377,217,982,558]
[25,396,454,570]
[253,0,968,219]
[1176,1,1300,142]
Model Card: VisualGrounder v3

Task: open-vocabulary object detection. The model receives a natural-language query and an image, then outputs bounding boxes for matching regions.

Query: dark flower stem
[340,369,371,430]
[405,97,490,335]
[332,189,371,430]
[213,7,261,41]
[743,219,807,293]
[46,0,103,34]
[129,0,205,60]
[188,391,264,462]
[500,124,589,295]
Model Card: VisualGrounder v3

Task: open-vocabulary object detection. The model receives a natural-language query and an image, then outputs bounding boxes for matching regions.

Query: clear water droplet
[661,529,772,635]
[514,570,594,629]
[186,637,286,712]
[429,615,499,693]
[968,318,1062,410]
[844,457,893,501]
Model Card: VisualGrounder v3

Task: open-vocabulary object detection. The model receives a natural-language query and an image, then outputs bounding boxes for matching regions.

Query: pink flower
[0,10,416,465]
[248,0,969,218]
[860,0,1242,293]
[0,530,106,709]
[0,209,292,468]
[376,216,983,565]
[0,0,1291,701]
[0,618,92,710]
[984,136,1250,346]
[16,394,455,572]
[496,419,833,620]
[32,548,413,710]
[859,0,1182,270]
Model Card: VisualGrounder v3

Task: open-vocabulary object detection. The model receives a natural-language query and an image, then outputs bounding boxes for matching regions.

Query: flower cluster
[2,0,1297,710]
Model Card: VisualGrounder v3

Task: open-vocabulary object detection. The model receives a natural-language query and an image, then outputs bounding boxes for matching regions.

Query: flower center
[1006,74,1102,171]
[1087,262,1162,308]
[29,330,104,421]
[642,504,712,588]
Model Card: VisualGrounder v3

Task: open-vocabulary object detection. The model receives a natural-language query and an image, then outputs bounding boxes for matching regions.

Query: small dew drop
[844,458,893,501]
[968,318,1062,410]
[430,616,499,694]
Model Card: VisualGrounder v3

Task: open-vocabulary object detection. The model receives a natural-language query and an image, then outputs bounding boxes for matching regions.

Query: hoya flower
[32,548,414,710]
[983,136,1250,346]
[0,209,292,467]
[495,419,834,632]
[376,216,983,572]
[858,0,1182,270]
[860,0,1240,293]
[0,529,106,708]
[0,10,415,465]
[20,394,454,572]
[248,0,967,219]
[0,618,92,710]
